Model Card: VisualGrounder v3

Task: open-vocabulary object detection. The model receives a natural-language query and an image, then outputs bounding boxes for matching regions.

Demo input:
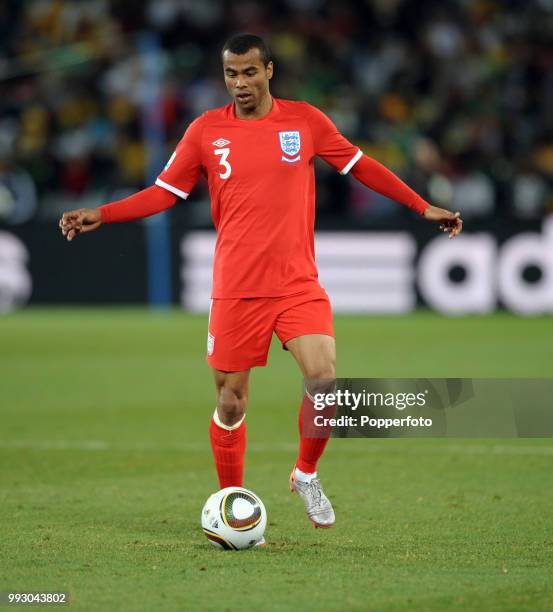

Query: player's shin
[295,391,336,479]
[209,410,246,488]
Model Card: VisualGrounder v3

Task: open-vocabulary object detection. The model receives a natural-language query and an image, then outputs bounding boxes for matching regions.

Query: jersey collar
[231,97,279,122]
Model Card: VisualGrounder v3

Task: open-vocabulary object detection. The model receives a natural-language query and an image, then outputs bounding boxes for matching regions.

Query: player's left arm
[349,154,463,239]
[304,103,462,239]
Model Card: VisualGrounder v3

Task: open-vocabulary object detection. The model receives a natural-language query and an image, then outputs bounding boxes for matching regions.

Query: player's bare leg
[209,369,250,488]
[285,334,336,528]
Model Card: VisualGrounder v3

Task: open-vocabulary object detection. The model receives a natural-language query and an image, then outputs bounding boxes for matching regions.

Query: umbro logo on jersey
[212,138,230,147]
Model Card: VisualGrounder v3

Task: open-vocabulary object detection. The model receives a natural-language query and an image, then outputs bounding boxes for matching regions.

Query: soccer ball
[201,487,267,550]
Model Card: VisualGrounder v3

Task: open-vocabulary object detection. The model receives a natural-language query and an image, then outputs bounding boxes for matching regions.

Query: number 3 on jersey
[214,148,231,179]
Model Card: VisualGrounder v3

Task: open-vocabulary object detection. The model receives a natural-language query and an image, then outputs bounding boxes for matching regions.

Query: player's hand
[59,208,102,242]
[423,205,463,239]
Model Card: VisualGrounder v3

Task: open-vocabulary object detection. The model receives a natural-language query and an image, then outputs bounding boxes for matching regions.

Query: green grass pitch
[1,309,552,611]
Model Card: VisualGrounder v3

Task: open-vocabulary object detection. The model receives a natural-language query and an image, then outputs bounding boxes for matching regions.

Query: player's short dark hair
[222,34,272,67]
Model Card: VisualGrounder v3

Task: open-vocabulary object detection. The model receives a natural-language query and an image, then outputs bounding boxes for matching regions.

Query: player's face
[223,48,273,112]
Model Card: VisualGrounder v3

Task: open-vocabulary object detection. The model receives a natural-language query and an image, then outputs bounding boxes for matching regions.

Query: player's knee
[304,360,336,382]
[217,386,247,426]
[304,362,336,397]
[217,403,246,427]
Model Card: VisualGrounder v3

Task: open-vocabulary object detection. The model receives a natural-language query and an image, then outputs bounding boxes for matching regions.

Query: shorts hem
[280,330,335,350]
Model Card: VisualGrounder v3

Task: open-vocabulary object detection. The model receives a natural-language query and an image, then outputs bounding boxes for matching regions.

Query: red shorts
[207,287,334,371]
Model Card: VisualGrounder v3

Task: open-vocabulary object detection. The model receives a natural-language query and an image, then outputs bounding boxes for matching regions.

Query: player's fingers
[61,211,76,224]
[449,222,462,239]
[62,210,84,226]
[60,216,77,232]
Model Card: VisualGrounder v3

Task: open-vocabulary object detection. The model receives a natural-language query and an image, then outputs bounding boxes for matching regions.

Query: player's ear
[266,61,273,80]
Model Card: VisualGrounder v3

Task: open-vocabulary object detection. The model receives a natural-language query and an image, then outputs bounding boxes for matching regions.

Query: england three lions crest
[279,131,301,162]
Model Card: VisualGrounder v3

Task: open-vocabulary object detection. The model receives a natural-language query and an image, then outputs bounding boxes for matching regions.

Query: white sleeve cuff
[340,149,363,175]
[155,178,189,199]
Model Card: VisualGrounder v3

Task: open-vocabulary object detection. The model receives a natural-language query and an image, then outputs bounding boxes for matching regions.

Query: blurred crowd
[0,0,551,225]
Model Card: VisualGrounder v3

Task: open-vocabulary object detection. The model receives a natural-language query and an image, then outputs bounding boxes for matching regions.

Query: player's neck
[235,93,273,120]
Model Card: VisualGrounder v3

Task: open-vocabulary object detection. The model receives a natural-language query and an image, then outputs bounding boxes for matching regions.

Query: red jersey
[156,98,361,298]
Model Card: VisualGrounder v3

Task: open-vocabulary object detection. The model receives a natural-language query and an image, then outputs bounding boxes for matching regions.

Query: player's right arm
[59,115,205,242]
[59,186,177,241]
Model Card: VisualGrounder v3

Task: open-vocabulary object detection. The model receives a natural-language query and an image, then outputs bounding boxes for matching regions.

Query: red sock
[296,394,335,474]
[209,417,246,488]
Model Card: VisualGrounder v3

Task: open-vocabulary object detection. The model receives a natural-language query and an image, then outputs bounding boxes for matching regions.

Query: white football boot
[289,468,335,528]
